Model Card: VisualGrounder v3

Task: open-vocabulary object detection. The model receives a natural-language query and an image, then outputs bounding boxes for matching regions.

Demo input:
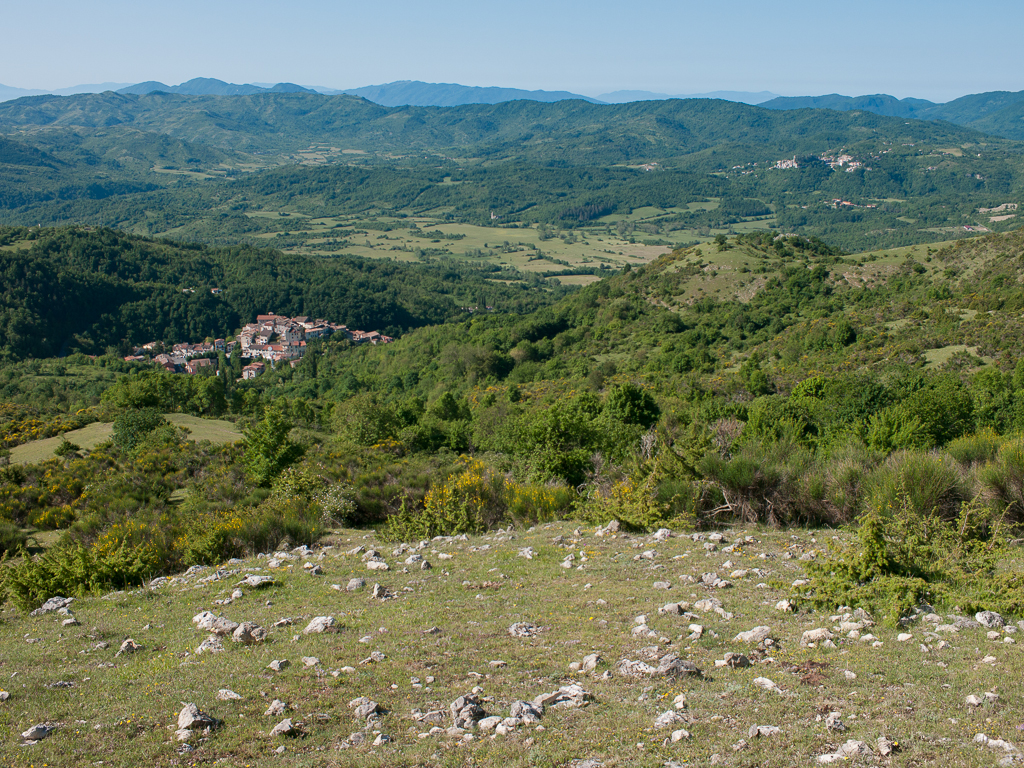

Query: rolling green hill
[0,91,1000,161]
[763,89,1024,141]
[0,93,1022,253]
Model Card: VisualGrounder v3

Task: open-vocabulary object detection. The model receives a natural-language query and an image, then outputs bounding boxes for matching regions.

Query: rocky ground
[0,521,1022,767]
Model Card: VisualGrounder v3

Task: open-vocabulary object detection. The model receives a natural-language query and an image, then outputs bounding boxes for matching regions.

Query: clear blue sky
[2,0,1021,101]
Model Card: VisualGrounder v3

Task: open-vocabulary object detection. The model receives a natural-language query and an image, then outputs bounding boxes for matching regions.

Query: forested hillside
[0,226,567,359]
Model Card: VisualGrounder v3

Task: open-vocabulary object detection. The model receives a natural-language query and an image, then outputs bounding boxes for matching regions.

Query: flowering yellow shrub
[576,471,671,531]
[381,457,575,541]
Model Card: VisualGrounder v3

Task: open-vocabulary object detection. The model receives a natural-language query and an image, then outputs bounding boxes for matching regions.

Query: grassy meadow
[0,521,1020,766]
[8,415,241,466]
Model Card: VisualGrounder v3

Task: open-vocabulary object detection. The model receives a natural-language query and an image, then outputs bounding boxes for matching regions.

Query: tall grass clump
[976,435,1024,523]
[946,427,1003,467]
[862,450,970,521]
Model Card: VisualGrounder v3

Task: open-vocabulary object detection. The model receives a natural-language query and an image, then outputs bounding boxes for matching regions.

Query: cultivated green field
[0,521,1019,767]
[225,204,778,274]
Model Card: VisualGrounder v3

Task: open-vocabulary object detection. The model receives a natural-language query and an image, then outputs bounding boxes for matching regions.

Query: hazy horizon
[2,0,1022,103]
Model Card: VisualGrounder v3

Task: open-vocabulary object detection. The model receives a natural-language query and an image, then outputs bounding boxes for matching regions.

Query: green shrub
[802,494,1013,625]
[0,519,27,556]
[54,437,80,457]
[864,405,931,453]
[3,532,163,612]
[112,408,167,454]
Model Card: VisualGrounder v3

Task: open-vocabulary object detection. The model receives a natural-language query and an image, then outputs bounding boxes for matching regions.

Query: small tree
[242,406,303,487]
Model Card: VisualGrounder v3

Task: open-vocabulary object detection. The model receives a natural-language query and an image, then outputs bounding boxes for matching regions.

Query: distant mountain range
[0,82,132,101]
[117,78,316,96]
[2,78,1024,141]
[335,81,602,106]
[598,90,780,105]
[761,90,1024,142]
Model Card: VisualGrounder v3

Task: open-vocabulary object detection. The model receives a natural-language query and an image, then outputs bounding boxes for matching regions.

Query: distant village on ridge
[123,312,393,380]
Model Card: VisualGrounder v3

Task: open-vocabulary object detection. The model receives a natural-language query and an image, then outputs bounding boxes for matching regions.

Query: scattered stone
[723,652,750,669]
[347,578,366,591]
[273,617,293,628]
[216,689,242,701]
[236,575,275,589]
[800,628,833,647]
[231,622,267,644]
[734,626,772,644]
[749,725,781,738]
[269,718,296,737]
[478,715,503,732]
[302,656,320,668]
[659,603,685,615]
[518,547,537,559]
[178,703,216,732]
[195,635,225,655]
[508,622,539,638]
[367,560,390,571]
[653,528,673,541]
[265,699,288,716]
[303,616,336,634]
[653,581,672,590]
[976,611,1006,629]
[115,638,142,656]
[671,728,691,742]
[21,724,53,742]
[510,700,542,723]
[753,677,782,693]
[30,596,73,616]
[450,693,487,727]
[655,710,686,729]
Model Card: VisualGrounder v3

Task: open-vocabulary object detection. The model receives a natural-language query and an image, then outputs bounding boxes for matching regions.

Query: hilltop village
[124,312,393,380]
